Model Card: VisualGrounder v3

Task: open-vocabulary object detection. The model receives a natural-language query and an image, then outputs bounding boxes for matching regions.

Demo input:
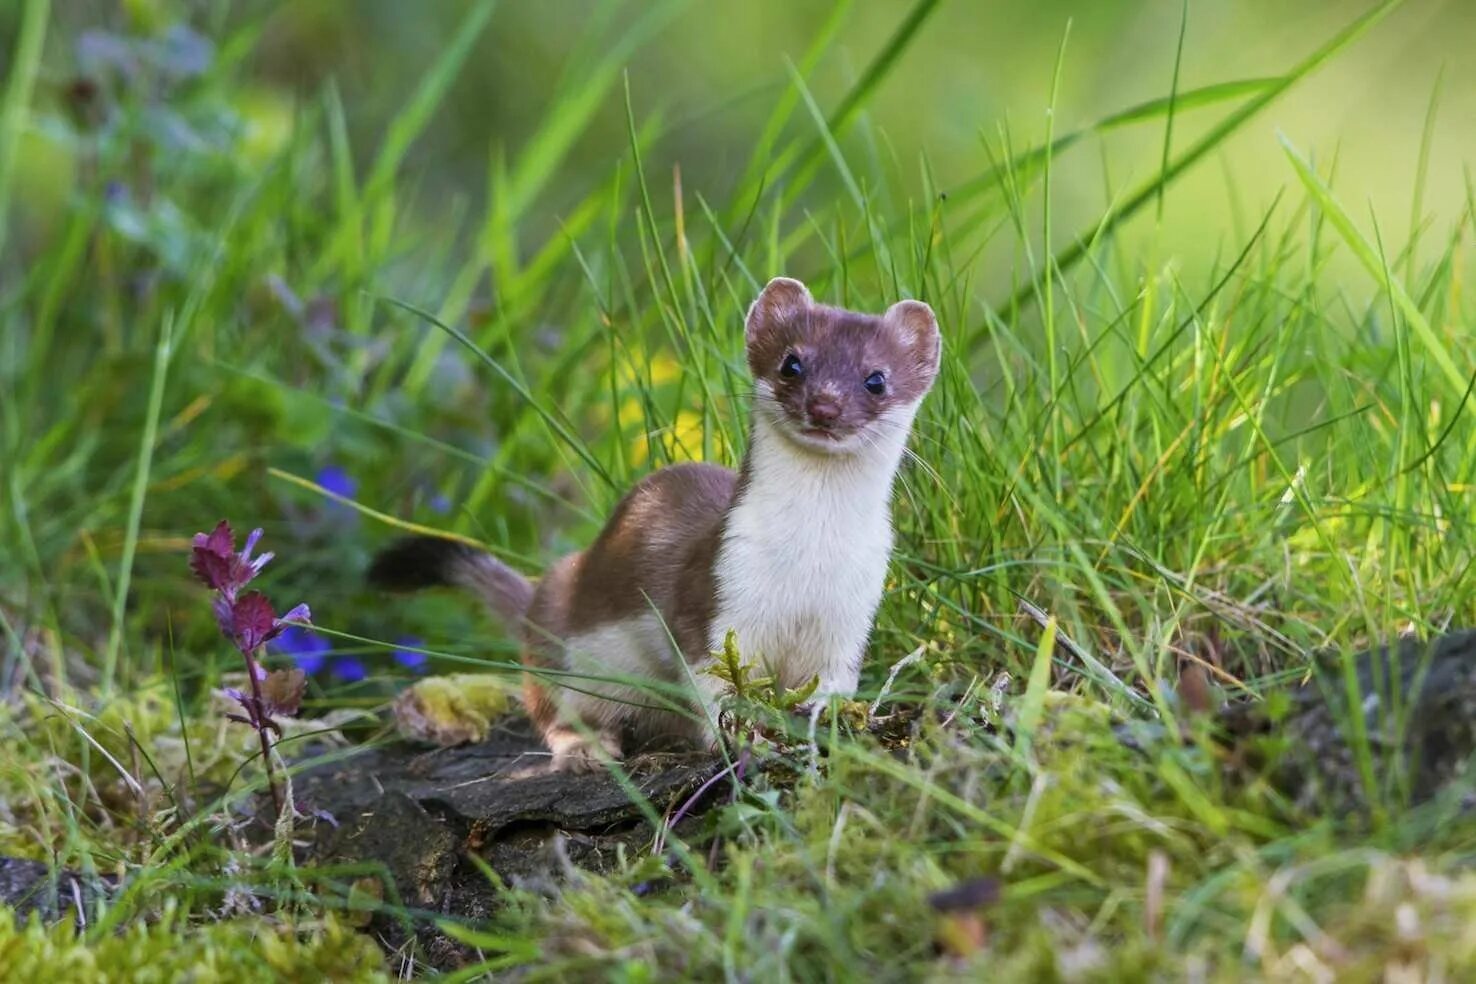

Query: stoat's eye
[864,370,886,395]
[780,353,804,379]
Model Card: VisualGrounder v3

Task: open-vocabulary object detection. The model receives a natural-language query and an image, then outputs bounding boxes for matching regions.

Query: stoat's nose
[806,395,841,428]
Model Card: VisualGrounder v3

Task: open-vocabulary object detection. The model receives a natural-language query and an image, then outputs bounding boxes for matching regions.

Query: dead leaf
[261,667,306,718]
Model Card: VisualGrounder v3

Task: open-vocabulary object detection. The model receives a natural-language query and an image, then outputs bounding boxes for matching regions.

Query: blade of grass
[1014,616,1058,762]
[364,0,496,201]
[1003,0,1405,314]
[735,0,943,215]
[949,78,1280,209]
[101,313,174,696]
[1403,65,1443,286]
[785,61,899,291]
[726,0,855,220]
[1041,21,1071,498]
[0,0,48,262]
[381,294,615,489]
[266,466,539,569]
[99,314,174,693]
[1157,0,1189,222]
[319,0,497,279]
[501,0,686,221]
[1280,134,1466,393]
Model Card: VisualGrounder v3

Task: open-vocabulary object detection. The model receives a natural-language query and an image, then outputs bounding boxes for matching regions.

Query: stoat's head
[744,277,941,457]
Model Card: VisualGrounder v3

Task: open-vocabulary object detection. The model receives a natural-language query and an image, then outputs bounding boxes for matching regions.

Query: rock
[288,719,724,967]
[1220,628,1476,810]
[0,856,111,923]
[320,791,459,910]
[292,720,722,833]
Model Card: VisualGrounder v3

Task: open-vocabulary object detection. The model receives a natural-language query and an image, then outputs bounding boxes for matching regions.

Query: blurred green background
[7,0,1473,282]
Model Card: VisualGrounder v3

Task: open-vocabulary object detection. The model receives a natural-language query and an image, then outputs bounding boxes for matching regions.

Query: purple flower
[271,625,333,675]
[392,635,429,673]
[331,656,367,684]
[190,522,237,590]
[228,592,279,652]
[187,518,309,823]
[191,521,310,657]
[223,592,310,653]
[190,520,273,594]
[316,465,356,500]
[429,493,451,515]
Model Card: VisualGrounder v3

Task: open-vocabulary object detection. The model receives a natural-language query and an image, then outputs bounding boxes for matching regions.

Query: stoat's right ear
[745,276,811,348]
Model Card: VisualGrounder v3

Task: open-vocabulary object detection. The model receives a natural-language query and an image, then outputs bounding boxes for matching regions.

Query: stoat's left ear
[745,277,812,348]
[884,299,942,378]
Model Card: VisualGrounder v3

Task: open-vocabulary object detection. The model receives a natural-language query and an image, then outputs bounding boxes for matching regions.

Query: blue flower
[316,465,357,501]
[270,625,332,675]
[428,493,451,515]
[331,656,367,684]
[393,635,429,673]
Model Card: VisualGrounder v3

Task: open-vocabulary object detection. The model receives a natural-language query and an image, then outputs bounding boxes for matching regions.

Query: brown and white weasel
[370,277,941,770]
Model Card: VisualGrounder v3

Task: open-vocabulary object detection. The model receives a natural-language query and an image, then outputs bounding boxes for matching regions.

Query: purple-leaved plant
[190,520,309,820]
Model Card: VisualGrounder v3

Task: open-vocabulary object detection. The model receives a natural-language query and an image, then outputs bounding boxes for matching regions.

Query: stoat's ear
[745,277,811,348]
[884,299,942,380]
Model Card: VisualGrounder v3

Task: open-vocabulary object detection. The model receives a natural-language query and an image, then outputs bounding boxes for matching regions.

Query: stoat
[370,277,941,771]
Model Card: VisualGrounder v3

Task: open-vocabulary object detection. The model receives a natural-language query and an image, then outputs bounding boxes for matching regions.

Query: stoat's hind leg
[522,655,624,773]
[542,724,623,773]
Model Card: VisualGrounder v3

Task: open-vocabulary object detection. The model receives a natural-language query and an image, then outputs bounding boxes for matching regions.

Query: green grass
[3,0,1476,978]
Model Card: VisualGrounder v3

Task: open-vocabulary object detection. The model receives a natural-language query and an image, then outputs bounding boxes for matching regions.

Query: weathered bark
[287,721,724,966]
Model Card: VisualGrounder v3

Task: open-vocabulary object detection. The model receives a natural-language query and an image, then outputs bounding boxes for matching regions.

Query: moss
[0,905,386,982]
[391,673,518,746]
[0,673,378,862]
[0,682,269,860]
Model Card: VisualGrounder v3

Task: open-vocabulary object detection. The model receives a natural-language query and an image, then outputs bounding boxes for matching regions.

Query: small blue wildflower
[429,493,451,515]
[270,625,332,675]
[316,465,357,501]
[393,635,429,673]
[331,656,367,684]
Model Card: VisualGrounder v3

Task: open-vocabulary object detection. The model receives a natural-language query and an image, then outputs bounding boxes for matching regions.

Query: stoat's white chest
[710,412,912,693]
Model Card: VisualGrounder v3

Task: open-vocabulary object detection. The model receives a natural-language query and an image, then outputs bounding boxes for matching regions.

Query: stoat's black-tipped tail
[368,536,535,626]
[368,537,474,590]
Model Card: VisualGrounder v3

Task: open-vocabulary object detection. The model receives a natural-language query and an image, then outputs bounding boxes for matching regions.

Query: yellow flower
[648,351,682,386]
